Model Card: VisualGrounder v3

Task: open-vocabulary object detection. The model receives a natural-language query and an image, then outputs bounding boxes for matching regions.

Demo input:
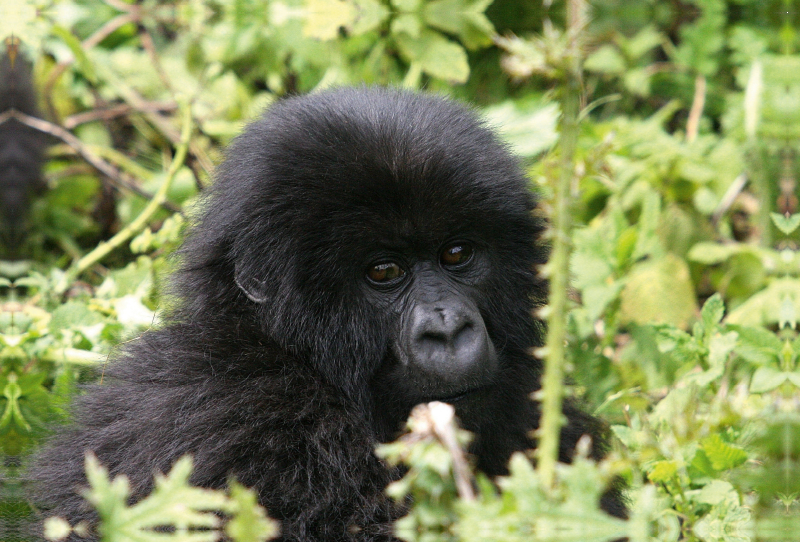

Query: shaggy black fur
[30,88,624,541]
[0,52,47,255]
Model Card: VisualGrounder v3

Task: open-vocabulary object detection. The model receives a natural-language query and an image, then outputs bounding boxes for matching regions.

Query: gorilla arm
[31,324,403,542]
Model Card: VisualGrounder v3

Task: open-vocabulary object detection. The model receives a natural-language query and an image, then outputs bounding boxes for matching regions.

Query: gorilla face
[181,87,546,437]
[364,238,497,398]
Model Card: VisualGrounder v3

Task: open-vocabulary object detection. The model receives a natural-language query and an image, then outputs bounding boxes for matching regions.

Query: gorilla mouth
[433,386,485,404]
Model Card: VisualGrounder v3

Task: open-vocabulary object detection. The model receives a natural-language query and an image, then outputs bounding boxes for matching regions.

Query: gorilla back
[31,88,621,541]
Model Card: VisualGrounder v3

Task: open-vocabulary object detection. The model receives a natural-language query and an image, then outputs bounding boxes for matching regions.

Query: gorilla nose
[407,302,495,383]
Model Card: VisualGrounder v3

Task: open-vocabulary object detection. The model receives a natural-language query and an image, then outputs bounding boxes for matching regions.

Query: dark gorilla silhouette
[0,52,48,255]
[31,88,624,541]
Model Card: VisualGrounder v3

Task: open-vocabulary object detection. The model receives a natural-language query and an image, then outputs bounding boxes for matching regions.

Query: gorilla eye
[440,243,474,267]
[367,262,405,284]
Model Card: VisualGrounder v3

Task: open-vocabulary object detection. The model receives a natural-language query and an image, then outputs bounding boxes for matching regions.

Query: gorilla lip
[431,385,485,404]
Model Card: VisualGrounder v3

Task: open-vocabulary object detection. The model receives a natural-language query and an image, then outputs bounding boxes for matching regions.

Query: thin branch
[686,74,706,143]
[139,26,174,94]
[63,101,177,129]
[1,109,179,213]
[63,103,193,285]
[712,173,748,227]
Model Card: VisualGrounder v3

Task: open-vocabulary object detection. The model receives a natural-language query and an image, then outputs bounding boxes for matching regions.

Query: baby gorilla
[32,87,623,541]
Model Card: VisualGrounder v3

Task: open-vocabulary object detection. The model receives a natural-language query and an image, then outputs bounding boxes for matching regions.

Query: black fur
[0,53,47,255]
[30,88,623,540]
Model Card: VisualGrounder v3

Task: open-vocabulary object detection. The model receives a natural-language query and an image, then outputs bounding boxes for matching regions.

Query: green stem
[60,103,192,290]
[537,0,584,490]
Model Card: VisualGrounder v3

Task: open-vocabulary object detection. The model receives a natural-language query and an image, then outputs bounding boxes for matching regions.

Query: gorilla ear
[234,263,270,304]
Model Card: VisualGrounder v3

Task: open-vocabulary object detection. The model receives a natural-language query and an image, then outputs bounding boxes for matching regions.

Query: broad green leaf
[395,29,469,83]
[619,254,697,328]
[770,212,800,235]
[585,44,626,75]
[85,455,231,541]
[727,278,800,327]
[303,0,357,40]
[482,100,559,157]
[700,293,725,336]
[50,301,104,332]
[695,480,736,506]
[391,0,421,10]
[351,0,391,35]
[750,366,796,393]
[624,26,664,59]
[687,242,740,265]
[423,0,495,50]
[729,324,781,366]
[391,13,422,39]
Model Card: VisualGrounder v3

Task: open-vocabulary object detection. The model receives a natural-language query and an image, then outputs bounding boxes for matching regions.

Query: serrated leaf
[225,482,279,542]
[701,434,747,471]
[700,293,725,335]
[395,29,469,83]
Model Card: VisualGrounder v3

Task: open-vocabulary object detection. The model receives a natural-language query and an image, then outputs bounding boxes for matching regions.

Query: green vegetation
[1,0,799,541]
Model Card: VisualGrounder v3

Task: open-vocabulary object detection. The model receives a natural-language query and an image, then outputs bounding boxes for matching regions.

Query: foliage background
[0,0,799,541]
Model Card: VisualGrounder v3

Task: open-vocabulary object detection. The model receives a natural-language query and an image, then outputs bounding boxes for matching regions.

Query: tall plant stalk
[537,0,585,490]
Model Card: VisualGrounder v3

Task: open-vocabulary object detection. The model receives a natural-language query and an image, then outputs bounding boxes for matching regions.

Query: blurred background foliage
[1,0,799,541]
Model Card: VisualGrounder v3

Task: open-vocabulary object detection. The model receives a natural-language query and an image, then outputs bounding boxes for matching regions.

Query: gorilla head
[177,87,546,438]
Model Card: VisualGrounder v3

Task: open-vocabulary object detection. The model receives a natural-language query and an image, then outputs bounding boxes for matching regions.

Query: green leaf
[84,455,232,542]
[648,460,678,483]
[701,434,747,471]
[700,293,725,336]
[422,0,495,50]
[695,480,736,506]
[584,45,626,75]
[303,0,357,40]
[482,100,559,157]
[351,0,391,35]
[225,482,279,542]
[49,301,104,332]
[770,212,800,235]
[51,25,98,83]
[750,366,793,393]
[729,324,781,366]
[390,13,422,38]
[687,242,740,265]
[619,254,697,328]
[727,278,800,327]
[395,29,469,83]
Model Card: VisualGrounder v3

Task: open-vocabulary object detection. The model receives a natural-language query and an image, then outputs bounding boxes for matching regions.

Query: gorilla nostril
[452,322,476,350]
